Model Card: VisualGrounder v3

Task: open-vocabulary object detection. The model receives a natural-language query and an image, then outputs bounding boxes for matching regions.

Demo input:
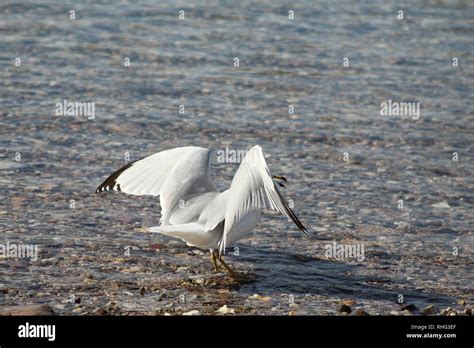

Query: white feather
[97,145,307,251]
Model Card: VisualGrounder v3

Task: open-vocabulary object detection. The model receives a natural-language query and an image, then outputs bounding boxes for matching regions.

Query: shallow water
[0,0,473,315]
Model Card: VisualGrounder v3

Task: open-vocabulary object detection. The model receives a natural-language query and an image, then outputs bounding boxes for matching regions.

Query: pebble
[338,304,352,314]
[95,308,108,316]
[353,308,369,316]
[0,284,8,294]
[432,202,451,209]
[0,304,55,316]
[216,305,235,315]
[421,305,435,315]
[401,304,418,312]
[249,294,271,301]
[440,307,457,316]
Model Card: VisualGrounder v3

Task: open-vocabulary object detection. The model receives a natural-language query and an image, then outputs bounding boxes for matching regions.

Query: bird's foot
[209,251,257,282]
[210,251,220,272]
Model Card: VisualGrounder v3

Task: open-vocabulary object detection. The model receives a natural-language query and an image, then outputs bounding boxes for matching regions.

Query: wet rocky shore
[0,0,472,315]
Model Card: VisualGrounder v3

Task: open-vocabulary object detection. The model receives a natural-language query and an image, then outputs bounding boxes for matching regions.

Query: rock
[182,310,200,316]
[350,154,365,164]
[106,301,116,310]
[0,284,8,294]
[338,304,352,314]
[432,202,450,209]
[440,307,457,316]
[0,304,55,316]
[353,308,369,316]
[340,299,356,306]
[216,305,235,315]
[434,228,458,235]
[457,300,466,306]
[421,305,435,314]
[95,308,107,316]
[463,308,471,316]
[72,307,83,314]
[53,304,66,310]
[401,304,419,312]
[249,294,271,301]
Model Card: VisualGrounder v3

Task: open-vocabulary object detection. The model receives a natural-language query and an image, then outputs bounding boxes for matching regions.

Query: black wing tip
[294,214,310,238]
[95,178,123,193]
[95,160,137,194]
[286,203,311,238]
[301,226,311,239]
[95,176,119,193]
[273,181,310,238]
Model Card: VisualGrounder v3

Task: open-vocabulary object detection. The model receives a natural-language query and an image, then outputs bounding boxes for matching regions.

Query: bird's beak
[272,175,287,182]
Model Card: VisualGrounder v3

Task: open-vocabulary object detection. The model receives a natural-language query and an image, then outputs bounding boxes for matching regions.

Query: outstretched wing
[219,145,308,253]
[96,146,217,225]
[96,146,207,195]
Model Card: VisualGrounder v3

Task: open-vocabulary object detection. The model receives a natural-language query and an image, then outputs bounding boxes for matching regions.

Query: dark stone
[338,304,352,314]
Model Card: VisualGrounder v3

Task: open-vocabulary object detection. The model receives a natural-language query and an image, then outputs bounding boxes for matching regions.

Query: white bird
[96,145,308,277]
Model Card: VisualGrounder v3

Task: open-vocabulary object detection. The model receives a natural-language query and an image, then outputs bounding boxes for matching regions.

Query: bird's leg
[217,254,237,278]
[210,250,220,272]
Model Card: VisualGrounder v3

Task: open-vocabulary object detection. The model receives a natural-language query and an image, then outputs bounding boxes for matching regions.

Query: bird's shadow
[227,245,454,308]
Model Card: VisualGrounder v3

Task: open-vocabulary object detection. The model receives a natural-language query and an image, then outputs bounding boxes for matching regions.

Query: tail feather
[149,223,208,247]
